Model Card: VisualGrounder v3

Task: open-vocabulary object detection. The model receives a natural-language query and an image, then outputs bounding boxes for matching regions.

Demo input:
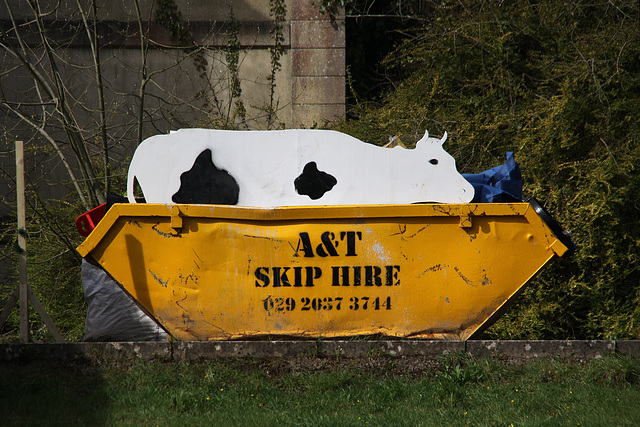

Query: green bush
[337,0,640,339]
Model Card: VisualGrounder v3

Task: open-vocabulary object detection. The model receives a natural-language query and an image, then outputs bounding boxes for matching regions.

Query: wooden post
[1,141,65,342]
[16,140,29,343]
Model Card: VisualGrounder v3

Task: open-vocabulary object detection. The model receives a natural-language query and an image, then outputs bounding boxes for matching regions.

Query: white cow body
[127,128,474,206]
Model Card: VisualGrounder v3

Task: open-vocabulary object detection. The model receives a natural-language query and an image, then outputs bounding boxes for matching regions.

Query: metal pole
[16,140,29,343]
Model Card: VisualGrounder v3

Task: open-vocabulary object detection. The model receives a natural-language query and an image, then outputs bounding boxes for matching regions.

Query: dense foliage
[336,0,640,339]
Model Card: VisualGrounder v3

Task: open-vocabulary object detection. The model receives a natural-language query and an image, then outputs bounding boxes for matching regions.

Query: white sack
[82,260,168,342]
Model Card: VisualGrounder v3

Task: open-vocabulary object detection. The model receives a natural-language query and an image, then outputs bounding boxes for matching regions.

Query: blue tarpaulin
[463,152,522,203]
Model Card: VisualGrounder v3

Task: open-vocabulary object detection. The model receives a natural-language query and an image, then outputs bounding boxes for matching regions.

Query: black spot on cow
[172,149,239,204]
[294,162,337,200]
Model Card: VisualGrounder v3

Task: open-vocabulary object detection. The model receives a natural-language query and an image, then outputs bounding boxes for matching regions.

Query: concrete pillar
[290,1,346,127]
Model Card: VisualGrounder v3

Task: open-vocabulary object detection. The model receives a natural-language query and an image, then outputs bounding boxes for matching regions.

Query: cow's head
[413,130,474,203]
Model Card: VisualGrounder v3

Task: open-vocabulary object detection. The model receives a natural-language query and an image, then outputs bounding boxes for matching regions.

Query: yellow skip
[77,203,570,341]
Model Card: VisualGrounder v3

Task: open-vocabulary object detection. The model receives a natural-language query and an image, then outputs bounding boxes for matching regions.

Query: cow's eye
[429,159,439,165]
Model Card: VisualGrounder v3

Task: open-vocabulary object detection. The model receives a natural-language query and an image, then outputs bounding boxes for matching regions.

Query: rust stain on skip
[420,264,490,287]
[152,223,182,238]
[192,249,203,269]
[148,269,169,287]
[453,266,473,286]
[391,224,431,240]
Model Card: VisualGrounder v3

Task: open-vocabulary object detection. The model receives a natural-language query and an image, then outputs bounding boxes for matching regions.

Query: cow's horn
[415,130,430,149]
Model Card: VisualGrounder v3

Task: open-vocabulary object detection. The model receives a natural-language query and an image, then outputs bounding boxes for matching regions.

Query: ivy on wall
[267,0,287,129]
[154,0,221,116]
[224,5,247,127]
[154,0,290,129]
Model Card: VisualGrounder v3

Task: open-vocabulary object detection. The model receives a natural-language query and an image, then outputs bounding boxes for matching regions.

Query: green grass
[1,352,640,426]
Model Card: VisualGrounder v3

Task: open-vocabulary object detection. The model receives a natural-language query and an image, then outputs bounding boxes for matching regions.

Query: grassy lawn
[1,352,639,426]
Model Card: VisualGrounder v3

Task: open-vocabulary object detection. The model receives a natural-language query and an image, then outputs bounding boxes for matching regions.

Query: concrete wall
[290,1,345,126]
[2,340,639,362]
[1,0,345,129]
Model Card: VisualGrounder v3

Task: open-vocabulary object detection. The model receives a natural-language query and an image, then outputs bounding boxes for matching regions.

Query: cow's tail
[126,164,138,204]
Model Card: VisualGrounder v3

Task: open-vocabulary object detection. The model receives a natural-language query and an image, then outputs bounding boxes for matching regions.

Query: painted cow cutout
[127,129,474,206]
